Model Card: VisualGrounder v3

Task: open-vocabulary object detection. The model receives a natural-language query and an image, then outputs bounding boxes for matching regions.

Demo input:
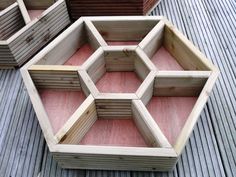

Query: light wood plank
[139,20,165,58]
[174,70,219,154]
[132,100,172,148]
[55,95,97,144]
[17,0,31,24]
[154,71,211,96]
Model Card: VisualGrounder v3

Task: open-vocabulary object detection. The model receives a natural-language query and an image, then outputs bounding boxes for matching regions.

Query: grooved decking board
[80,119,148,147]
[39,89,86,134]
[96,72,142,93]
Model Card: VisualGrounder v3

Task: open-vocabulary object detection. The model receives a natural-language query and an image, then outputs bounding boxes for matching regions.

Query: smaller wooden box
[66,0,161,20]
[21,16,219,171]
[0,0,71,68]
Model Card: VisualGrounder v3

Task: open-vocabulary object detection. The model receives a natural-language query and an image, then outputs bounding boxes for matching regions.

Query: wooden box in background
[66,0,161,20]
[0,0,71,68]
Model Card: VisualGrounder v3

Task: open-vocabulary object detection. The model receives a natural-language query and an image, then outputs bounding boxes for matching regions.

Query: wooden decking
[0,0,235,176]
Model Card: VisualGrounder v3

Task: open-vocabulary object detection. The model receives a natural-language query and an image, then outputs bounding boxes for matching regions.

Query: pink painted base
[39,89,86,134]
[64,44,94,66]
[151,47,184,70]
[37,42,196,146]
[80,119,148,147]
[28,10,44,20]
[146,96,197,145]
[96,72,142,93]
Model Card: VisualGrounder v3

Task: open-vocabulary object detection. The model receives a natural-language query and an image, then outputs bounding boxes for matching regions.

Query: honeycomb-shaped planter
[21,16,219,171]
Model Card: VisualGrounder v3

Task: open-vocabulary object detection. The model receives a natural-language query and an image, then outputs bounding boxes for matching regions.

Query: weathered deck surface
[0,0,235,176]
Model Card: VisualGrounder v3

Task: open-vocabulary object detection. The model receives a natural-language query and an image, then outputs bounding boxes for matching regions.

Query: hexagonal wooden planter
[21,16,219,171]
[0,0,70,68]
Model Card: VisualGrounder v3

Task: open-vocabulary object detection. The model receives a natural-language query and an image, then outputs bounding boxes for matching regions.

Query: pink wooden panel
[64,44,94,66]
[146,96,197,145]
[39,89,86,134]
[80,119,148,147]
[28,10,44,20]
[96,72,142,93]
[151,47,184,70]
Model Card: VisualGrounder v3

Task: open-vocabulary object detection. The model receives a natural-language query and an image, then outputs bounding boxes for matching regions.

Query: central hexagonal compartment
[85,46,152,94]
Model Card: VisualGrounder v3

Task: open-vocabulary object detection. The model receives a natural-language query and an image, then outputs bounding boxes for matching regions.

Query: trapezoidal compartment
[59,97,164,148]
[139,72,210,146]
[35,20,104,66]
[28,66,90,134]
[91,18,159,45]
[139,21,212,71]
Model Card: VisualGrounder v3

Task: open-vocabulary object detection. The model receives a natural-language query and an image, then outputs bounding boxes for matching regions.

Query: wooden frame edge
[78,70,100,97]
[51,144,177,157]
[138,19,165,58]
[82,16,165,22]
[54,95,96,143]
[83,19,107,47]
[17,0,31,24]
[162,18,217,71]
[174,70,219,155]
[135,47,157,71]
[132,100,172,148]
[20,68,57,147]
[136,70,156,105]
[95,93,139,100]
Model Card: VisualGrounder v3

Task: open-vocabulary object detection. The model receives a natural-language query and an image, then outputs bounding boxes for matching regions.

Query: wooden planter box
[0,0,54,10]
[21,16,219,171]
[0,0,71,68]
[66,0,161,20]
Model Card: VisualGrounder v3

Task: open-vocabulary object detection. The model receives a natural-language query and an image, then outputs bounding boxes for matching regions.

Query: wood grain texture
[39,89,86,134]
[151,47,184,70]
[92,20,158,42]
[163,23,212,71]
[96,72,142,93]
[0,0,71,68]
[0,4,25,40]
[107,41,139,45]
[64,44,94,66]
[80,119,148,147]
[66,0,160,20]
[146,96,197,145]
